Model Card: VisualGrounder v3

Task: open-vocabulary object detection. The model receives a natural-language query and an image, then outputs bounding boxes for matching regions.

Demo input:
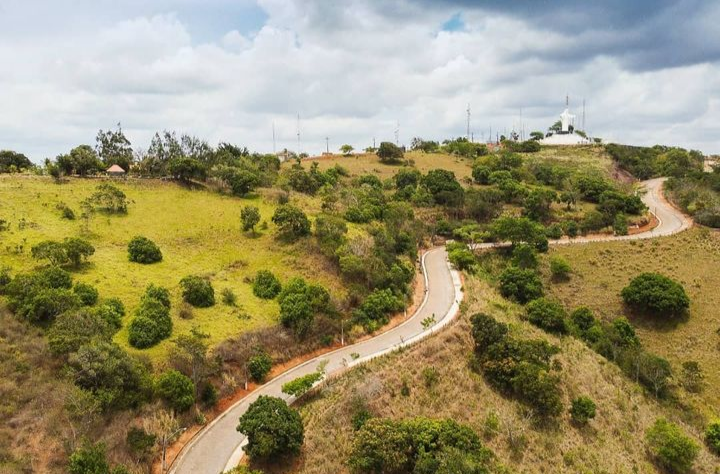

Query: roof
[106,164,126,173]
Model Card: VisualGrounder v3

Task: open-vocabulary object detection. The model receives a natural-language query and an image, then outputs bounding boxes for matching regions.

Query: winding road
[170,177,690,474]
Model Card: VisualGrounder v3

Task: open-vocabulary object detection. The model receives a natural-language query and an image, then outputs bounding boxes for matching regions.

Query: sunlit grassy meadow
[0,176,345,360]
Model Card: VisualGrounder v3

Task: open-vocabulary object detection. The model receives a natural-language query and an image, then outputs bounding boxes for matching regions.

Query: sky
[1,0,719,161]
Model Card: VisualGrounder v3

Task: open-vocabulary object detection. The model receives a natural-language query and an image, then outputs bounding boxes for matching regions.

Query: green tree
[621,272,690,317]
[247,350,272,382]
[0,150,33,173]
[127,236,163,264]
[236,396,304,460]
[96,125,133,171]
[241,205,261,232]
[646,418,699,473]
[179,275,215,307]
[377,142,404,164]
[252,270,282,299]
[31,240,68,266]
[525,297,568,334]
[90,183,128,213]
[281,371,323,398]
[549,255,571,280]
[68,442,110,474]
[421,169,464,207]
[156,370,195,412]
[74,282,99,306]
[272,204,311,241]
[314,214,348,257]
[498,266,543,304]
[168,156,207,182]
[48,310,113,355]
[63,237,96,267]
[491,216,547,250]
[706,419,720,455]
[570,396,597,424]
[340,144,354,156]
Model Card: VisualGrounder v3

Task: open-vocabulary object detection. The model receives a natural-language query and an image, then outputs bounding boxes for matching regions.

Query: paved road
[170,247,463,474]
[170,177,689,474]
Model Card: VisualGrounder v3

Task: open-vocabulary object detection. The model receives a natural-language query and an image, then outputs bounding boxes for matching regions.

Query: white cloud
[0,0,719,161]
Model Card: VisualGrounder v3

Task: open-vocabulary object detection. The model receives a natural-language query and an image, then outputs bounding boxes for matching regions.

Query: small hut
[106,164,126,177]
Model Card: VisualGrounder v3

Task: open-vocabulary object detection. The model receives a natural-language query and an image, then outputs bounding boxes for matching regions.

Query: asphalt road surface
[170,177,689,474]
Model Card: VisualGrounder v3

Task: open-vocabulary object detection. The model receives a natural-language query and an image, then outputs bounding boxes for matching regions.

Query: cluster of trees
[283,160,347,195]
[31,237,95,267]
[471,313,563,418]
[348,417,495,474]
[0,150,34,173]
[665,165,720,227]
[606,144,704,180]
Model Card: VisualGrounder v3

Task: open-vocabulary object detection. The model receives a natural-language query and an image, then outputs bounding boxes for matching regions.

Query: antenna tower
[466,104,471,141]
[296,113,301,155]
[272,122,276,154]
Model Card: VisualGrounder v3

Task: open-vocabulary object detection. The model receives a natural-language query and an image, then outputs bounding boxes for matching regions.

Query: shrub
[156,370,195,412]
[277,278,332,337]
[90,182,128,213]
[621,272,690,317]
[498,266,543,304]
[570,396,597,424]
[241,205,261,232]
[128,316,162,349]
[646,418,699,473]
[248,351,272,382]
[353,288,404,331]
[570,306,597,336]
[448,247,476,270]
[511,243,538,269]
[236,396,304,460]
[613,213,629,235]
[68,442,110,474]
[180,275,215,307]
[252,270,282,299]
[126,427,156,461]
[377,142,404,164]
[48,310,113,355]
[31,240,69,266]
[63,237,95,267]
[422,367,439,388]
[281,371,323,398]
[272,204,311,241]
[545,223,563,240]
[706,419,720,455]
[0,266,11,293]
[470,313,508,353]
[563,220,579,237]
[23,288,79,323]
[526,297,568,334]
[221,288,237,306]
[549,255,571,280]
[679,361,705,393]
[201,383,219,407]
[127,236,163,264]
[143,283,171,309]
[73,282,99,306]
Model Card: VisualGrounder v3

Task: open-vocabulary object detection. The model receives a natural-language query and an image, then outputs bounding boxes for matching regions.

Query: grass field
[286,275,718,474]
[0,176,345,360]
[546,227,720,417]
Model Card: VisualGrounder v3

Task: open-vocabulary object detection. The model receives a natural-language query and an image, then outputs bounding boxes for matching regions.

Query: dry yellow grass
[285,275,718,474]
[546,227,720,417]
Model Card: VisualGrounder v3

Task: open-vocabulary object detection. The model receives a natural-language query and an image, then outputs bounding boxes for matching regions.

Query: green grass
[0,176,345,360]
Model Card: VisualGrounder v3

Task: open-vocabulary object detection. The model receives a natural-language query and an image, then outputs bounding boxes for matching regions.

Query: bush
[127,236,163,264]
[201,383,219,407]
[48,310,113,355]
[277,278,332,337]
[377,142,404,163]
[126,427,156,461]
[68,442,110,474]
[525,297,568,334]
[221,288,237,306]
[180,275,215,307]
[613,213,629,235]
[272,204,311,241]
[545,223,563,240]
[236,396,304,460]
[621,272,690,317]
[448,247,476,271]
[252,270,282,299]
[241,205,261,232]
[143,283,171,309]
[570,396,597,424]
[706,419,720,455]
[248,351,272,382]
[74,282,99,306]
[156,370,195,412]
[646,418,699,473]
[570,306,597,337]
[353,288,404,331]
[511,243,538,269]
[281,371,323,398]
[470,313,508,353]
[498,266,543,304]
[549,255,571,280]
[128,289,173,349]
[563,220,579,237]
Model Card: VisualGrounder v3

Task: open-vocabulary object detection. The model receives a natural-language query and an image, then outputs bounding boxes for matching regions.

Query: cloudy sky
[1,0,719,161]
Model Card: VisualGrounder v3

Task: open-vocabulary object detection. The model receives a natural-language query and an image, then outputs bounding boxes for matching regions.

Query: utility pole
[162,427,186,473]
[395,121,400,146]
[520,107,523,141]
[325,136,329,154]
[373,137,376,149]
[466,104,471,141]
[296,113,301,156]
